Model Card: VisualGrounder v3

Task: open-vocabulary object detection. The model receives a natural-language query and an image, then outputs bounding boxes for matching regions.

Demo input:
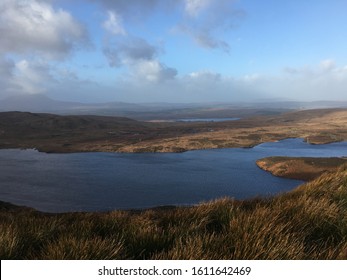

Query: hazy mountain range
[1,94,347,120]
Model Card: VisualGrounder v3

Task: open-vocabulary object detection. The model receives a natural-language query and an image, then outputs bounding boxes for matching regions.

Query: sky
[1,0,347,103]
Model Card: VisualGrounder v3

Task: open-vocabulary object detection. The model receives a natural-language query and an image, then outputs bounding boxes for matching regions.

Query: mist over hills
[1,94,347,120]
[0,94,144,114]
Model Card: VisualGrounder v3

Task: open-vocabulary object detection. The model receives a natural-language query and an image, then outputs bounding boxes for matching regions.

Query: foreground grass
[1,165,347,260]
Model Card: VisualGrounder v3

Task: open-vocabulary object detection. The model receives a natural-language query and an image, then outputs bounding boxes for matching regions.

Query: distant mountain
[1,94,347,120]
[249,100,347,109]
[0,95,229,118]
[0,94,146,115]
[0,94,83,113]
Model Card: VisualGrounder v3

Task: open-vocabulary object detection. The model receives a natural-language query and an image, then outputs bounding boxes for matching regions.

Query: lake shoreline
[0,137,345,155]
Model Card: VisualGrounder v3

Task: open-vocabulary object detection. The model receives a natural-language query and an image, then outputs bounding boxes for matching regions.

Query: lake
[0,138,346,213]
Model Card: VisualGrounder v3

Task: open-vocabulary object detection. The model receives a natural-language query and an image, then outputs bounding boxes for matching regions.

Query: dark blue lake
[0,138,346,213]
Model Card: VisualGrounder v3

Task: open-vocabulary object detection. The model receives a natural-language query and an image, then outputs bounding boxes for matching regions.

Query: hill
[0,95,289,120]
[1,108,347,153]
[0,94,83,112]
[0,111,151,152]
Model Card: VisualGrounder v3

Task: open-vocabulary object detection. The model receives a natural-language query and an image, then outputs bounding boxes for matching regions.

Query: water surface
[0,138,346,213]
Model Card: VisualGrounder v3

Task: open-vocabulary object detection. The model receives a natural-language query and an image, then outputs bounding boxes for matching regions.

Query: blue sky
[1,0,347,103]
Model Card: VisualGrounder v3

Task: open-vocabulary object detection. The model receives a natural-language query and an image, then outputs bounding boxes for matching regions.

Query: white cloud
[103,10,126,35]
[93,0,240,52]
[240,74,262,83]
[184,0,212,17]
[0,58,57,98]
[260,59,347,100]
[89,69,265,102]
[0,0,88,59]
[0,55,93,99]
[177,60,347,102]
[283,59,347,80]
[132,60,177,82]
[188,70,221,81]
[89,0,166,19]
[319,59,336,71]
[178,25,231,52]
[161,70,262,102]
[103,36,177,83]
[179,0,243,52]
[0,0,91,98]
[103,37,158,67]
[13,60,55,94]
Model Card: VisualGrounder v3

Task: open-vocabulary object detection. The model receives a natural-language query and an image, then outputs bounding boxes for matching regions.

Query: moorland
[0,108,347,153]
[256,157,347,181]
[1,106,347,259]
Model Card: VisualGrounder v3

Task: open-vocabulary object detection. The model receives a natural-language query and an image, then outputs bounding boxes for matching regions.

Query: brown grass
[256,157,347,181]
[1,108,347,153]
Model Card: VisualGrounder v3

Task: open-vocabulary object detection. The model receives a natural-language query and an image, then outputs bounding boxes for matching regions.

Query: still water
[0,138,346,213]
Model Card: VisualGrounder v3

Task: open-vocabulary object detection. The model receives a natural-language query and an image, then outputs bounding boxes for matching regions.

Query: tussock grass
[1,164,347,259]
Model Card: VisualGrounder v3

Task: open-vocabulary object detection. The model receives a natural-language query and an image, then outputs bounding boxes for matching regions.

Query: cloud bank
[179,0,243,52]
[0,0,88,59]
[0,0,346,103]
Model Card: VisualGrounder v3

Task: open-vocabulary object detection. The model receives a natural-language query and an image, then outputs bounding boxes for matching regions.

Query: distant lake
[0,138,346,213]
[176,118,240,122]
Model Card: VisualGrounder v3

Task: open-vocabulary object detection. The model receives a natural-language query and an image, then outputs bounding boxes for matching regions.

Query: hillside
[0,112,149,152]
[0,108,347,153]
[1,164,347,259]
